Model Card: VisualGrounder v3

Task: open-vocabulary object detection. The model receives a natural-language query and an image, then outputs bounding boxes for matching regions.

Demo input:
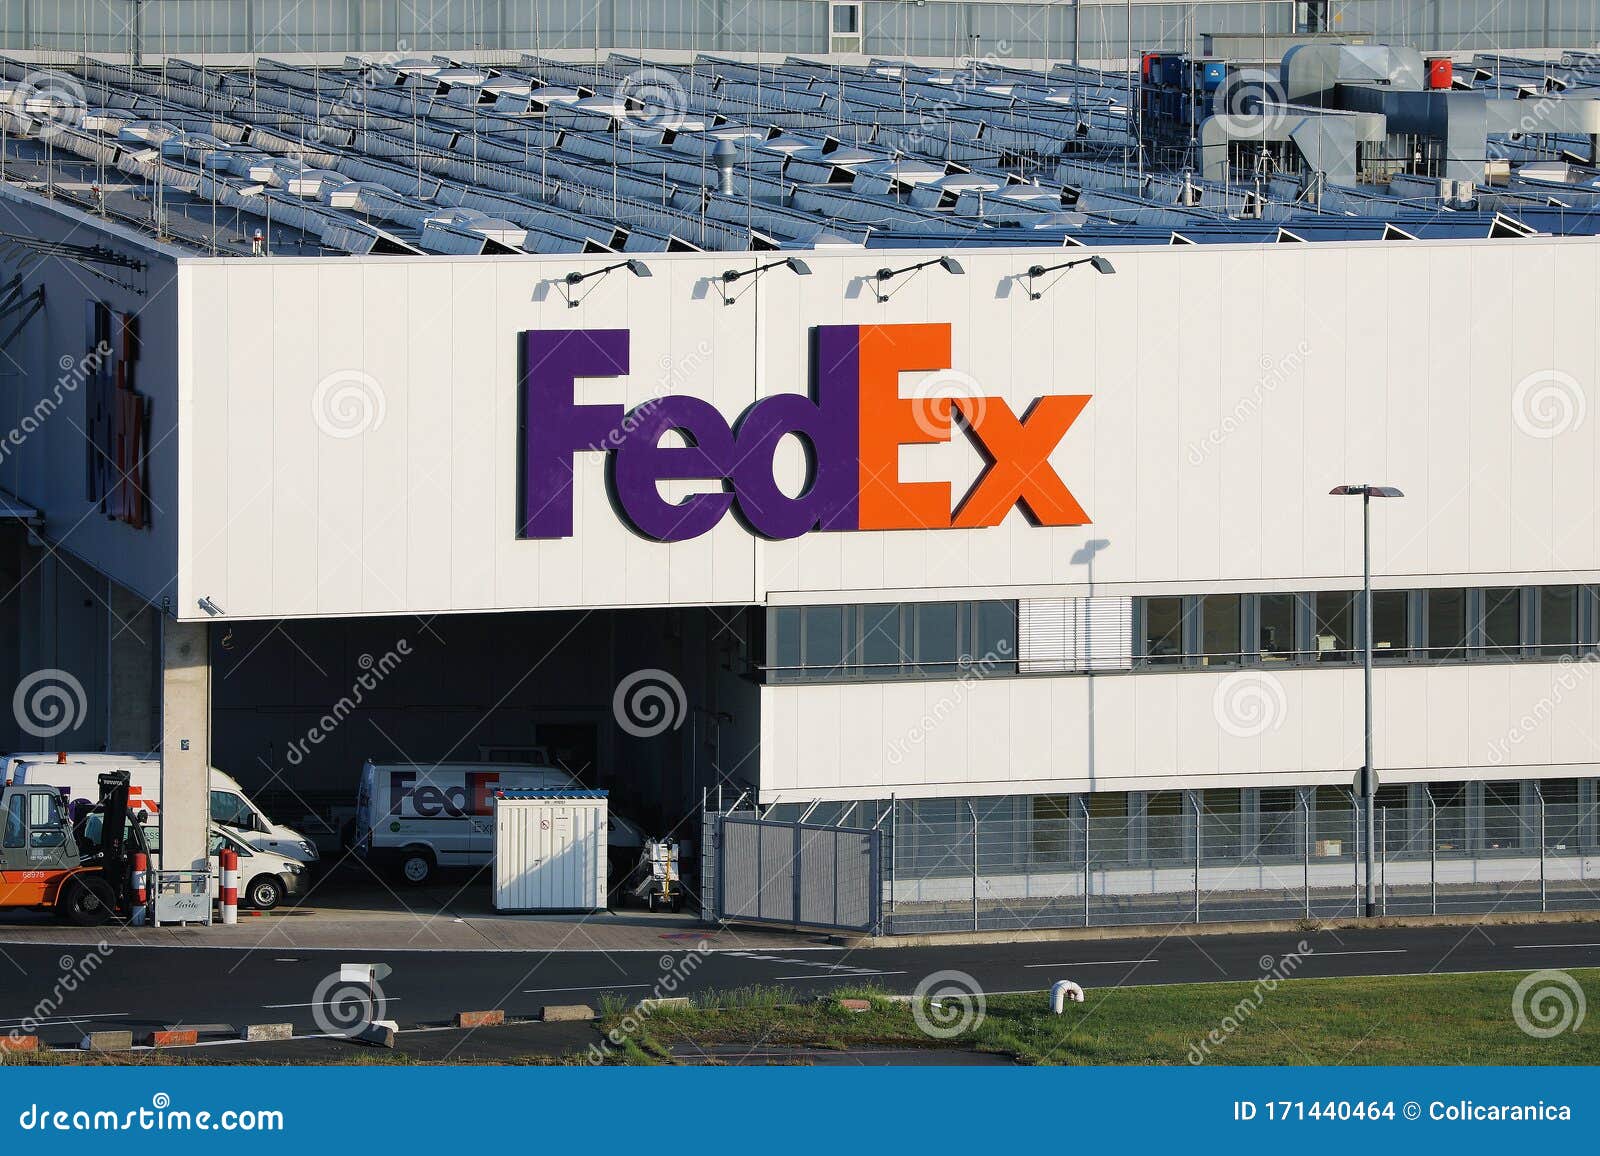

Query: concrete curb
[455,1010,506,1028]
[140,1029,199,1048]
[541,1004,596,1022]
[827,908,1600,949]
[0,1036,38,1053]
[79,1030,133,1053]
[237,1023,293,1042]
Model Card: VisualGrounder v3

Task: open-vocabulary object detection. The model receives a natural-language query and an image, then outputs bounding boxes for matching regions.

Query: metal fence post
[1537,785,1547,912]
[1301,793,1311,918]
[1192,793,1202,924]
[1381,808,1388,915]
[1429,794,1437,915]
[966,801,979,933]
[1079,795,1091,928]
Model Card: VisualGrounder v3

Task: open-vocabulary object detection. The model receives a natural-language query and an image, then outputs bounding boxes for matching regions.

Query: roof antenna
[713,137,736,196]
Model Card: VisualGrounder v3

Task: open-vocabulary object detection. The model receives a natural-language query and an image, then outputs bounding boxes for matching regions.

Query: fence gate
[716,815,881,934]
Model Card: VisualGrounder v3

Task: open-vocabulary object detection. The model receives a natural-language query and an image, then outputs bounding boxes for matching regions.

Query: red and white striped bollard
[219,847,238,925]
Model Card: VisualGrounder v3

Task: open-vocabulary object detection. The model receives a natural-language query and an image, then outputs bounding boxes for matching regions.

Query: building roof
[2,48,1599,258]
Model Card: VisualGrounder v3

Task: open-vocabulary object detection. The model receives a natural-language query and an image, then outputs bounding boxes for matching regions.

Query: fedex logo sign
[518,323,1090,542]
[388,771,500,819]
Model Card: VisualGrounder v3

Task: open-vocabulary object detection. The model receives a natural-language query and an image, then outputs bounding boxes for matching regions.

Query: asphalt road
[2,920,1598,1050]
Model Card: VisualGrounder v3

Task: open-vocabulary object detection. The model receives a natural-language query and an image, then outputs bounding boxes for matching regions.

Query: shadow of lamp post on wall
[1329,483,1405,917]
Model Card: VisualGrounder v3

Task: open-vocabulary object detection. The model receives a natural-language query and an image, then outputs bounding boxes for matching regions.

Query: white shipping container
[492,791,608,912]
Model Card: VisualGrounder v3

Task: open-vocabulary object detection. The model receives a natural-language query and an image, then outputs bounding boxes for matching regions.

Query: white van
[355,761,645,885]
[79,811,305,910]
[10,752,320,867]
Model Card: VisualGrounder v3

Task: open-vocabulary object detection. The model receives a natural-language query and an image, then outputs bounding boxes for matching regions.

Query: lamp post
[1329,483,1404,917]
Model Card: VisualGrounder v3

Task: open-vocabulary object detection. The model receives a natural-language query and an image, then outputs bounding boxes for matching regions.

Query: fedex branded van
[355,761,644,884]
[10,752,320,866]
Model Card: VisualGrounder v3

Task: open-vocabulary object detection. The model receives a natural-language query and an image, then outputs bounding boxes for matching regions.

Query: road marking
[1300,949,1406,957]
[1514,943,1600,950]
[520,984,652,994]
[0,1012,127,1027]
[769,971,906,981]
[262,998,404,1009]
[1023,959,1157,968]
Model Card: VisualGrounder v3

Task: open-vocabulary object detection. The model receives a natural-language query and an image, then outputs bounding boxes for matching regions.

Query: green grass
[590,969,1600,1066]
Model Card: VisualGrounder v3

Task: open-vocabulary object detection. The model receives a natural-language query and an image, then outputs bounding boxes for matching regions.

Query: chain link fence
[726,781,1600,935]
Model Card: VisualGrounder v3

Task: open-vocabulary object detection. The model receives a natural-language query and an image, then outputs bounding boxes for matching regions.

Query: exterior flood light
[1023,254,1116,299]
[562,259,652,305]
[873,255,964,301]
[718,256,812,304]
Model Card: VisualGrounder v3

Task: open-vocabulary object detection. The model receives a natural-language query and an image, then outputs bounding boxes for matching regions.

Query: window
[1257,594,1297,661]
[1542,779,1582,850]
[973,601,1018,673]
[1481,587,1523,659]
[1141,597,1185,665]
[1537,586,1578,657]
[1031,795,1072,864]
[1426,588,1467,660]
[1372,591,1410,660]
[28,791,59,829]
[1482,781,1523,850]
[803,604,847,678]
[4,796,24,848]
[914,602,960,675]
[859,603,906,676]
[769,601,1016,682]
[1145,791,1186,862]
[211,790,256,830]
[1198,595,1241,666]
[1259,788,1298,856]
[831,2,859,33]
[1429,782,1467,850]
[1313,592,1355,662]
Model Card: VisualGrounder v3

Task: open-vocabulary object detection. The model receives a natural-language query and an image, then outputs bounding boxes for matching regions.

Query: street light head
[624,259,652,278]
[1026,264,1047,278]
[564,270,585,285]
[875,266,895,282]
[721,268,742,283]
[1089,255,1117,274]
[784,256,812,276]
[1330,484,1404,498]
[938,255,965,275]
